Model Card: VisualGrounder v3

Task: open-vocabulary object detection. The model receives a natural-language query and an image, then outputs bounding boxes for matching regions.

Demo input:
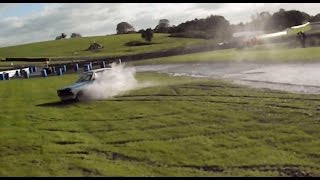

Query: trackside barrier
[84,64,90,72]
[29,67,34,74]
[52,66,56,74]
[74,64,79,72]
[101,61,106,68]
[57,68,63,76]
[41,69,47,77]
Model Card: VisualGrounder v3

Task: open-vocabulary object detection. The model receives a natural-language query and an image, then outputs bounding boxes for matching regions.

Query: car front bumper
[57,88,76,101]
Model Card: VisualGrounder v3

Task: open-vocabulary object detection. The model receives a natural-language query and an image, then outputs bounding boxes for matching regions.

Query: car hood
[58,81,91,91]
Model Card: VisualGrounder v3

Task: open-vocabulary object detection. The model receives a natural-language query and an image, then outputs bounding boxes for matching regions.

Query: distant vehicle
[218,41,231,49]
[218,42,227,46]
[57,68,111,101]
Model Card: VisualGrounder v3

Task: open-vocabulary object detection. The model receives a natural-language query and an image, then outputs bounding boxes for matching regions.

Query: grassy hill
[129,46,320,66]
[0,33,206,58]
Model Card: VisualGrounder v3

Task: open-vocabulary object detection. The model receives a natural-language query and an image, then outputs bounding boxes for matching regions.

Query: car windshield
[76,73,93,83]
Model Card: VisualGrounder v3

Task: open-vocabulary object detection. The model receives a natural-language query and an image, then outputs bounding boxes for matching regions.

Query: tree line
[232,9,319,33]
[56,8,320,42]
[55,33,82,40]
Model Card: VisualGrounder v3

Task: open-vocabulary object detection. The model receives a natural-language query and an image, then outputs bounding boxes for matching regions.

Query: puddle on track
[135,62,320,94]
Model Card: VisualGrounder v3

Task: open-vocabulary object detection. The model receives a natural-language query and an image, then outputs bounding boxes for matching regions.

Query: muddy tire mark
[68,165,101,176]
[92,149,161,168]
[95,112,178,123]
[39,128,82,133]
[233,164,318,177]
[266,104,309,110]
[55,141,83,145]
[118,94,320,102]
[103,128,261,145]
[90,120,202,133]
[66,151,90,155]
[180,165,224,172]
[175,164,318,176]
[111,98,250,106]
[91,148,319,176]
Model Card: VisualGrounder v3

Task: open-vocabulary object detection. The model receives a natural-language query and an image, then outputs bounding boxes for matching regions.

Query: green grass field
[130,46,320,65]
[1,72,320,176]
[0,33,205,58]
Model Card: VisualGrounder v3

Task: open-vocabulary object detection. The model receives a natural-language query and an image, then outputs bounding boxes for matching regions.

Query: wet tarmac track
[135,62,320,94]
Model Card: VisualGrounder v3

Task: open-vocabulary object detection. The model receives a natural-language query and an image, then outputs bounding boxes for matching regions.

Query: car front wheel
[76,91,84,101]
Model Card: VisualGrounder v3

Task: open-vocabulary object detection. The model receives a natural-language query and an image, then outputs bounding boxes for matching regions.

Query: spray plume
[80,63,153,101]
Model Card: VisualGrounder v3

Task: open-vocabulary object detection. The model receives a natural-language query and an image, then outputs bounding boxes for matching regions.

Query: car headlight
[57,88,73,96]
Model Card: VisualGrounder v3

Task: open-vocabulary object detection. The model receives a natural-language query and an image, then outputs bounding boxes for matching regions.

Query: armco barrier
[52,66,56,74]
[101,61,106,68]
[41,69,47,77]
[57,68,63,76]
[74,64,79,72]
[84,64,90,72]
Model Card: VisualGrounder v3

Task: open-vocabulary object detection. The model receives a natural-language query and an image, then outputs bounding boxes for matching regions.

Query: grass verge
[0,72,319,176]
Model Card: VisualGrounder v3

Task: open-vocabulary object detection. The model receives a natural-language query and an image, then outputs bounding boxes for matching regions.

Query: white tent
[0,67,30,78]
[287,22,311,35]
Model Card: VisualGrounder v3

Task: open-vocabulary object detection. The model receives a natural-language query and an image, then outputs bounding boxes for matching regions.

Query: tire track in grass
[180,164,319,176]
[266,104,309,110]
[35,112,185,135]
[39,128,82,133]
[102,127,271,145]
[40,112,179,123]
[118,94,320,102]
[111,98,250,106]
[87,149,319,176]
[68,165,102,176]
[54,141,84,145]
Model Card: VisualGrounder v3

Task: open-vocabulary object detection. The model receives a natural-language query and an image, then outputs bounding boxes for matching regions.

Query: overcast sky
[0,3,319,47]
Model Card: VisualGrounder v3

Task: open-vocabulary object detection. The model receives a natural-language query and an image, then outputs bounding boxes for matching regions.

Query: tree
[116,22,135,34]
[55,33,67,40]
[310,13,320,22]
[61,33,66,38]
[70,33,82,38]
[168,15,232,40]
[265,10,311,32]
[154,19,170,33]
[141,28,154,42]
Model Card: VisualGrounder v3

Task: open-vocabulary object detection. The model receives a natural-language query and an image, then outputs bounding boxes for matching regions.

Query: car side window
[76,73,93,83]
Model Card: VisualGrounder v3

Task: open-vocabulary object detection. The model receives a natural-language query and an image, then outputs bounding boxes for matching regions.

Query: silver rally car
[57,68,111,101]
